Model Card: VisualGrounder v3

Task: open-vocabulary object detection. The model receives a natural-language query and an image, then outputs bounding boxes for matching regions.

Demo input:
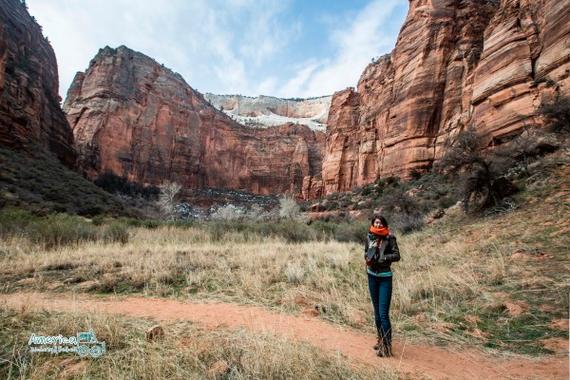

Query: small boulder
[446,201,464,217]
[426,209,445,224]
[467,328,490,339]
[303,307,320,318]
[414,312,427,323]
[504,300,529,317]
[550,319,569,331]
[76,280,98,291]
[464,315,481,324]
[145,325,165,342]
[539,337,567,355]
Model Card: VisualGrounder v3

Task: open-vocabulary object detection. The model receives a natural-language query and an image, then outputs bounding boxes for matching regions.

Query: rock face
[0,0,75,166]
[204,93,331,131]
[318,0,570,196]
[470,0,570,142]
[64,46,324,196]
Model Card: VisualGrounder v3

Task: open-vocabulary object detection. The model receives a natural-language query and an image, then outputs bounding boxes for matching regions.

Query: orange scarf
[369,225,390,237]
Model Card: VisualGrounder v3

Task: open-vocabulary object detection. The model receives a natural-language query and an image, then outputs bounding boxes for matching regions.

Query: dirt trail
[1,292,567,380]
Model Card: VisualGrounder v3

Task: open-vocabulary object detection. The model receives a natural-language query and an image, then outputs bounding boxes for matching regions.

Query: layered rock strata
[64,46,324,196]
[317,0,570,196]
[0,0,75,166]
[204,93,331,131]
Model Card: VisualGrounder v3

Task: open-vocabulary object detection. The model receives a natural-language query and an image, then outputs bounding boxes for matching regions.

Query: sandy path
[1,291,567,380]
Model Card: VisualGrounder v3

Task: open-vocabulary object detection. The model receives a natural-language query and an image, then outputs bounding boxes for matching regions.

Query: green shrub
[28,214,98,249]
[101,222,129,244]
[274,220,319,242]
[389,212,425,234]
[310,220,338,239]
[0,146,130,217]
[360,185,372,196]
[333,221,368,243]
[204,219,320,243]
[117,217,160,229]
[143,219,161,229]
[0,209,132,248]
[0,208,38,236]
[438,196,457,209]
[92,214,106,226]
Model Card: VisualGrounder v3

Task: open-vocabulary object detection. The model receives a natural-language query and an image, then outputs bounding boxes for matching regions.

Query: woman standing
[364,215,400,357]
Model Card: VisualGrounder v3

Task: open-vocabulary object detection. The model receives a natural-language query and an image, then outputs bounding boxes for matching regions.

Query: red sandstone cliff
[318,0,570,196]
[64,46,323,196]
[0,0,75,166]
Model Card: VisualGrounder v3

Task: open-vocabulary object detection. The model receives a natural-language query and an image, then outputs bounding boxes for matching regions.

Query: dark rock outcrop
[0,0,75,166]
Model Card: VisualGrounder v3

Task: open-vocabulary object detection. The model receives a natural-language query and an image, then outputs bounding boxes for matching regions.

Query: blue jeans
[367,273,392,345]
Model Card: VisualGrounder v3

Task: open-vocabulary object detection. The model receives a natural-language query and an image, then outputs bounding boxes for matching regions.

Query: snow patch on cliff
[204,93,331,131]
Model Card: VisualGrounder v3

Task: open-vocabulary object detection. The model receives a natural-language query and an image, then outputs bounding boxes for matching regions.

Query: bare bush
[210,204,245,220]
[492,127,560,177]
[437,127,485,174]
[437,128,518,213]
[538,95,570,133]
[279,195,305,221]
[246,204,279,221]
[158,181,182,220]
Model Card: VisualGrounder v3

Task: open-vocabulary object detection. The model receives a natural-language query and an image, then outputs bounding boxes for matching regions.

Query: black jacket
[364,233,400,273]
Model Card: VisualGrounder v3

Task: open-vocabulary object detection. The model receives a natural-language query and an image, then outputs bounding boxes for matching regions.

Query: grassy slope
[0,146,130,216]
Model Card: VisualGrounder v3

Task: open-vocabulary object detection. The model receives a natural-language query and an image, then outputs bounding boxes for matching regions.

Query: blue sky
[28,0,408,99]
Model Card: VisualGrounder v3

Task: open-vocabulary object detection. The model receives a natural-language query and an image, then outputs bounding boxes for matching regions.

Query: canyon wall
[318,0,570,196]
[204,93,331,131]
[0,0,75,166]
[64,46,323,196]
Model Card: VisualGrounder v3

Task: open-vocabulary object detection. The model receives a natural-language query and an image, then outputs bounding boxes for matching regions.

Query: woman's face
[373,218,383,228]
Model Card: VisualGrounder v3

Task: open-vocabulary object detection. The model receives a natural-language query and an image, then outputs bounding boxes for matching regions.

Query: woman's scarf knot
[369,225,390,237]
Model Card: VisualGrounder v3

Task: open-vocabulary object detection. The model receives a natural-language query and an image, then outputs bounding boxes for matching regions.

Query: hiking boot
[376,344,386,357]
[373,336,381,350]
[383,342,393,357]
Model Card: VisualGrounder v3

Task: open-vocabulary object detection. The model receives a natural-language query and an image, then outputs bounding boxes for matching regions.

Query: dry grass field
[0,149,568,379]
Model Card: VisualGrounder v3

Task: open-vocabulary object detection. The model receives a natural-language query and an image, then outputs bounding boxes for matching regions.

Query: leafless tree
[158,181,182,220]
[279,195,306,221]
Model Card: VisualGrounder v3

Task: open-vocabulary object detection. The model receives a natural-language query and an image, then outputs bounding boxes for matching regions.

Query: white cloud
[277,0,401,98]
[27,0,404,99]
[280,60,322,97]
[27,0,297,98]
[255,77,278,96]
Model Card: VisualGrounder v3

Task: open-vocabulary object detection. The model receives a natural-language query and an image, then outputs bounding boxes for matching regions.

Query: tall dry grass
[0,307,388,379]
[2,207,558,349]
[1,153,568,354]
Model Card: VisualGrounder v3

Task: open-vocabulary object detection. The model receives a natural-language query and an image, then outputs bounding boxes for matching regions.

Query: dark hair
[370,214,388,227]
